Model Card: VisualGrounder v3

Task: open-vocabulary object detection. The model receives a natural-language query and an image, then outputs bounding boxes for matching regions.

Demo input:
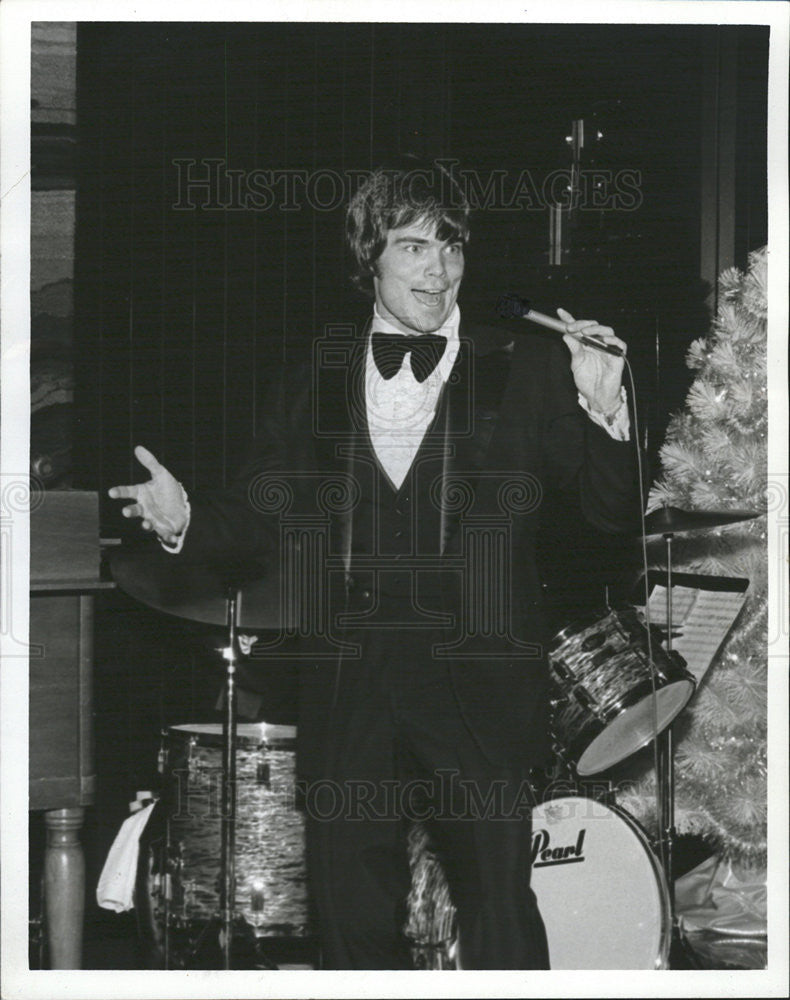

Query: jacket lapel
[440,322,515,553]
[313,327,368,572]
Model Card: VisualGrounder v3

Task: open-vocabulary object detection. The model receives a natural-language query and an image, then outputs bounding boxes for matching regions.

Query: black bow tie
[371,331,448,383]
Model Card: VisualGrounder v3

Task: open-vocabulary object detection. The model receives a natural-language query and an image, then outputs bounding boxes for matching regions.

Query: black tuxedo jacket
[179,319,639,774]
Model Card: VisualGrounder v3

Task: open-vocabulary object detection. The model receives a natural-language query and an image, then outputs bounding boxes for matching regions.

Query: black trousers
[303,622,550,970]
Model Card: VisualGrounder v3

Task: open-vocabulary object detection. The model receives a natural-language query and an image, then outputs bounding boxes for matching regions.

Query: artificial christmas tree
[618,246,769,967]
[620,245,768,864]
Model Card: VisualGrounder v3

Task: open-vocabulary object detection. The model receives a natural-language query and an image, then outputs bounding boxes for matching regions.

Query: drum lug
[667,649,688,671]
[572,683,605,722]
[550,658,577,684]
[581,631,607,652]
[589,645,615,668]
[256,758,271,787]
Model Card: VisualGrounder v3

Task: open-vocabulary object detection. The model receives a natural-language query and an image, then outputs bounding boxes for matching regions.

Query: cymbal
[108,545,296,629]
[643,506,760,537]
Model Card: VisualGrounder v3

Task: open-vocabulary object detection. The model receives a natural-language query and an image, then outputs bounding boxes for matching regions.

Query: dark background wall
[29,21,768,966]
[73,22,768,504]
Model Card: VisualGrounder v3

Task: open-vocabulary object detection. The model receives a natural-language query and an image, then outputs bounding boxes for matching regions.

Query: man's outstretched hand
[108,446,188,545]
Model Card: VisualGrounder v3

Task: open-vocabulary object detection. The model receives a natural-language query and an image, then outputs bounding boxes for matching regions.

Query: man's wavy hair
[346,156,471,296]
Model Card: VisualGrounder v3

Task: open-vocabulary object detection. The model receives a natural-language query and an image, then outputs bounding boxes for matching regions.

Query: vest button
[360,589,371,600]
[394,529,403,538]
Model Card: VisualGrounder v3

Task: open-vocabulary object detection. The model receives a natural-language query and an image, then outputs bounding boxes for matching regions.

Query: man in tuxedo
[110,158,637,969]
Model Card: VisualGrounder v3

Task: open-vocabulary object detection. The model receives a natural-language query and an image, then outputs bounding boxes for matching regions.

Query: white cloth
[96,802,155,913]
[366,304,461,489]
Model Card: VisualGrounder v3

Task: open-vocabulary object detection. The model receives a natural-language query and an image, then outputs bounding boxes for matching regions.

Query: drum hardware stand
[656,529,680,955]
[219,587,241,971]
[218,588,282,973]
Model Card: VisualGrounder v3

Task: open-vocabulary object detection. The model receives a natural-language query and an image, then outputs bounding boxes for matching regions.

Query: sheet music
[646,584,699,627]
[644,582,749,685]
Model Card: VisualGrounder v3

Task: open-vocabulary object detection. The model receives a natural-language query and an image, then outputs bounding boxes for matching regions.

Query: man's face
[372,218,465,335]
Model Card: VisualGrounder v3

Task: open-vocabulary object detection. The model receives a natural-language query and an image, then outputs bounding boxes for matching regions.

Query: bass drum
[406,796,671,970]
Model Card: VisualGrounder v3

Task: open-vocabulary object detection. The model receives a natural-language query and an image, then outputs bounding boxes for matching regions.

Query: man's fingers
[601,334,627,355]
[108,485,140,500]
[566,318,603,335]
[557,308,626,355]
[134,445,163,476]
[121,503,145,519]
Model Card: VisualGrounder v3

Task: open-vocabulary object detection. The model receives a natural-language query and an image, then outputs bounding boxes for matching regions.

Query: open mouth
[412,290,445,307]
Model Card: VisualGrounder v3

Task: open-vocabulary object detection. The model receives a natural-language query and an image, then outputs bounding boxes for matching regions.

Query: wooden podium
[30,490,111,969]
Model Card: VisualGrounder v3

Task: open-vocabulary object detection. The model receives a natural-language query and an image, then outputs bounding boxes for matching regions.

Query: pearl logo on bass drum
[531,827,586,867]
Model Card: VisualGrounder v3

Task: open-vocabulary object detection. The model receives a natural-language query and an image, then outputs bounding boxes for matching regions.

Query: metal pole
[661,533,676,917]
[220,589,239,970]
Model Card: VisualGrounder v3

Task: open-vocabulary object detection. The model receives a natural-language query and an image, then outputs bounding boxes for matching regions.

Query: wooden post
[700,27,738,312]
[44,807,85,969]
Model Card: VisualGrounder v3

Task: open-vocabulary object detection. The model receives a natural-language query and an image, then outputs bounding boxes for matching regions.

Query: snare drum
[406,796,671,970]
[549,606,694,775]
[136,721,312,965]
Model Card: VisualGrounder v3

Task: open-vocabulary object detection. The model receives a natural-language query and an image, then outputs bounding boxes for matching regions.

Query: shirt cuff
[159,483,191,554]
[578,387,630,441]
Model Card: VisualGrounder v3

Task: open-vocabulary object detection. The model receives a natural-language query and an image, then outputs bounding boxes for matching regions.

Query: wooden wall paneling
[311,24,352,337]
[73,26,103,492]
[128,68,167,469]
[734,27,768,263]
[276,25,320,349]
[395,24,451,160]
[159,50,200,485]
[95,69,137,515]
[367,24,401,165]
[189,33,232,492]
[335,23,375,328]
[29,595,84,808]
[222,31,262,474]
[337,24,374,173]
[249,27,289,374]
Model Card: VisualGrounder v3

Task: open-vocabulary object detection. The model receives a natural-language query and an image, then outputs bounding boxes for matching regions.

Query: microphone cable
[621,355,666,872]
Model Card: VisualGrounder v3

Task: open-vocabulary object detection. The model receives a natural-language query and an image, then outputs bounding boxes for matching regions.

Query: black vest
[345,387,449,613]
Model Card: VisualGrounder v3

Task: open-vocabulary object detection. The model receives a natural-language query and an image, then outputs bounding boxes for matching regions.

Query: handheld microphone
[495,293,624,357]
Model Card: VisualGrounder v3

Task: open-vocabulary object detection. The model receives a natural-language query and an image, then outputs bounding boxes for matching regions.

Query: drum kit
[110,504,758,971]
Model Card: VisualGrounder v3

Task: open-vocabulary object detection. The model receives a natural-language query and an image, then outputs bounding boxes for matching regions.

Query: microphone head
[495,293,531,319]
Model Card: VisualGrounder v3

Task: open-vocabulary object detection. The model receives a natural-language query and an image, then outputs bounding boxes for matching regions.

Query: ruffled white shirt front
[366,304,461,490]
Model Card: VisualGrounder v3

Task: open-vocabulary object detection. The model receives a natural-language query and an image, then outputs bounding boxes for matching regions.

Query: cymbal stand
[219,588,240,970]
[657,531,677,917]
